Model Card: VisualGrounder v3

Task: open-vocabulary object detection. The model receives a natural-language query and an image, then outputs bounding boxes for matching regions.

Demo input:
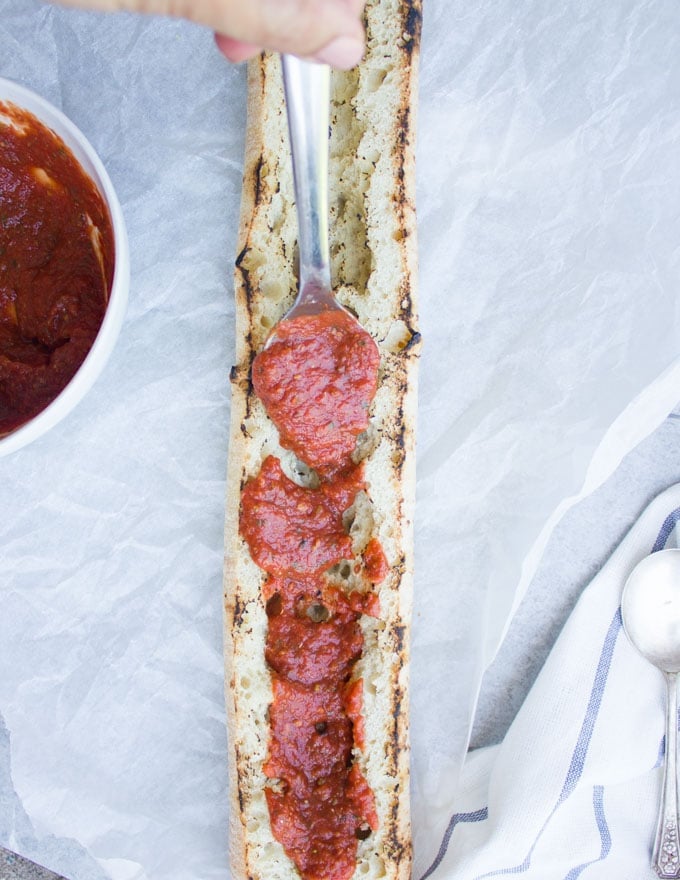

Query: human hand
[54,0,367,69]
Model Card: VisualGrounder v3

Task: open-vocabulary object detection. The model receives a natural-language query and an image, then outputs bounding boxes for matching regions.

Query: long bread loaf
[223,3,422,877]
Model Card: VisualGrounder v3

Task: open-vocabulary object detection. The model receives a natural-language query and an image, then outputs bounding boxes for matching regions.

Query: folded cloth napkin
[419,483,680,880]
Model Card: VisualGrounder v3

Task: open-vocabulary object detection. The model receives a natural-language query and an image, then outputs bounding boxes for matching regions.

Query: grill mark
[235,743,247,813]
[403,1,423,48]
[233,597,248,628]
[235,257,256,419]
[253,152,265,207]
[404,329,422,352]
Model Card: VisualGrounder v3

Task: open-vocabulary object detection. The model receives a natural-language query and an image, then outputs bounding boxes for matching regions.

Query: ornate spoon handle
[654,671,680,878]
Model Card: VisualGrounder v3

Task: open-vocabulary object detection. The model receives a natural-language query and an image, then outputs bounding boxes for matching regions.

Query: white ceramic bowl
[0,78,129,457]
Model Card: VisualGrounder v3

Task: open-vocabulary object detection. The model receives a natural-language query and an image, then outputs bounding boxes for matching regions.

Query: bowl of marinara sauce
[0,78,129,456]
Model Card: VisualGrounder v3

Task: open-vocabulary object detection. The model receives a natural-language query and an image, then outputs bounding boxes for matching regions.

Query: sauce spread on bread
[240,455,362,576]
[251,309,379,475]
[0,102,114,436]
[241,310,384,880]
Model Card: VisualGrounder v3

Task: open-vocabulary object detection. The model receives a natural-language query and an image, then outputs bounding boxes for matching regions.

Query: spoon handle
[654,671,680,878]
[281,56,331,296]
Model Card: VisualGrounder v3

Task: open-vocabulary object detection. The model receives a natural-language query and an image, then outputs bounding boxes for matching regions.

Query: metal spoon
[266,55,345,345]
[622,548,680,878]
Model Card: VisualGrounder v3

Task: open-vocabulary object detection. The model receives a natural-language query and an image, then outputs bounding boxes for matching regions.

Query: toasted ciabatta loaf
[223,2,422,878]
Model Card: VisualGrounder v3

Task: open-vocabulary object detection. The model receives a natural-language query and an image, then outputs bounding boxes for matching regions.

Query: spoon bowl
[622,548,680,878]
[623,549,680,674]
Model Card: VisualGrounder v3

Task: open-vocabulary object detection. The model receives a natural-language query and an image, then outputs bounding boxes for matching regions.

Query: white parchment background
[1,1,680,878]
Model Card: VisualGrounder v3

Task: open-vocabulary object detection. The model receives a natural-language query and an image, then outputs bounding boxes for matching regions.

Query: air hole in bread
[356,853,386,876]
[326,560,361,595]
[331,65,360,107]
[353,422,379,463]
[384,319,414,353]
[266,592,283,617]
[344,491,375,552]
[359,148,381,171]
[365,66,391,92]
[241,415,262,440]
[262,842,281,860]
[373,857,387,878]
[268,191,284,233]
[343,505,356,533]
[305,603,330,623]
[265,778,286,795]
[260,279,286,302]
[238,246,266,273]
[279,451,320,489]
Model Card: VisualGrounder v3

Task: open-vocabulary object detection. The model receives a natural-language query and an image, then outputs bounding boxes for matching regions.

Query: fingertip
[346,0,367,18]
[310,34,364,70]
[214,33,261,64]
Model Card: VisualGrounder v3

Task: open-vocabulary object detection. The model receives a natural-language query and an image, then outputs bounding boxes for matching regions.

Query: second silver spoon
[622,548,680,878]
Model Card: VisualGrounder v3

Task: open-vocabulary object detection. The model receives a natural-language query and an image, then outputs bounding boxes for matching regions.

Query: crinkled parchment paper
[1,1,680,878]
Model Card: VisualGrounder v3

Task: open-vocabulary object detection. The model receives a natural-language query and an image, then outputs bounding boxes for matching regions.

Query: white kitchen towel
[419,483,680,880]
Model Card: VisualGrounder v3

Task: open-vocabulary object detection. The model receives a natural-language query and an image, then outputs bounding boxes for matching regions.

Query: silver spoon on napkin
[622,548,680,879]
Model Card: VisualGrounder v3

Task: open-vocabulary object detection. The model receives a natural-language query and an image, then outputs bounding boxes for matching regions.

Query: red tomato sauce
[362,537,389,585]
[0,102,114,436]
[251,309,380,475]
[240,309,388,880]
[240,455,364,577]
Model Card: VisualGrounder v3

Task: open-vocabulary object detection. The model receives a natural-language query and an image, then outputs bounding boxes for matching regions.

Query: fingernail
[313,35,364,70]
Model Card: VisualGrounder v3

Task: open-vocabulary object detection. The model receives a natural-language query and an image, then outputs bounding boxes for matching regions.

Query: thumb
[209,0,366,67]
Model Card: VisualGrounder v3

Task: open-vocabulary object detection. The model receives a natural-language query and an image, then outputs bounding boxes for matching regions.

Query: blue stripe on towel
[420,809,489,880]
[562,786,611,880]
[558,609,621,802]
[652,506,680,552]
[467,609,622,879]
[418,506,680,878]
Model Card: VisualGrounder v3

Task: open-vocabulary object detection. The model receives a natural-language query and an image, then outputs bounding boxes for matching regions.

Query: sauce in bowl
[0,101,114,437]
